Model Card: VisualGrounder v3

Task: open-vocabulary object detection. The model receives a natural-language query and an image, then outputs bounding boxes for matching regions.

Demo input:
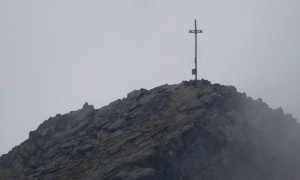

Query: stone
[129,168,158,179]
[107,119,126,131]
[1,80,300,180]
[83,102,89,108]
[127,88,147,101]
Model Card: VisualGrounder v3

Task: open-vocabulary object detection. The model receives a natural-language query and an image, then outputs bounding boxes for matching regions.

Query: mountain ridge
[1,79,299,180]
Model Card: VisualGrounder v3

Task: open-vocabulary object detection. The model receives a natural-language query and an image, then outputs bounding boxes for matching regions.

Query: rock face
[1,80,300,180]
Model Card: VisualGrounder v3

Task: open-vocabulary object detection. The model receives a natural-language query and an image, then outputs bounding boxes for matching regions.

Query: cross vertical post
[189,19,203,80]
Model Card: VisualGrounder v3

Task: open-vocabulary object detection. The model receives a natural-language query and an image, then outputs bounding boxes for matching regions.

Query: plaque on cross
[189,19,203,80]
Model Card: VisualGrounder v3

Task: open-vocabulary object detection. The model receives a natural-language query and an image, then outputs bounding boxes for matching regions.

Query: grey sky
[0,0,299,155]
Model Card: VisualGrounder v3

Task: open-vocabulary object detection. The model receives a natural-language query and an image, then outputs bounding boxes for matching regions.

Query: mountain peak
[1,80,299,180]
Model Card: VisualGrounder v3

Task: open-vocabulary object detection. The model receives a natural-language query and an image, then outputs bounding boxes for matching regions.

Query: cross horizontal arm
[189,30,203,34]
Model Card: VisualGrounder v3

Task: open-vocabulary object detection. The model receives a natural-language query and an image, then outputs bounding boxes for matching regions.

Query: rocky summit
[1,80,300,180]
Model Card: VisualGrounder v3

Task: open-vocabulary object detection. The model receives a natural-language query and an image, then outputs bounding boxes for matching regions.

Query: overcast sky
[1,0,299,155]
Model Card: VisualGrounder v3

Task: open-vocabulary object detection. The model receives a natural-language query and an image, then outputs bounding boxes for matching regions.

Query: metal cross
[189,19,203,80]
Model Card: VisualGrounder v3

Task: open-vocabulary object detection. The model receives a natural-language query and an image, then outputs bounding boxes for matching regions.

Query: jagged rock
[83,102,89,108]
[1,79,300,180]
[127,88,148,101]
[107,119,126,131]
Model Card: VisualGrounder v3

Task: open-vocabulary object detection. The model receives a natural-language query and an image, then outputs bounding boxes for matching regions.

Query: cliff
[1,80,300,180]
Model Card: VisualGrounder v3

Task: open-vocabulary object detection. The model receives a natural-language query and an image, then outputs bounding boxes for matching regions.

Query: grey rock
[127,88,147,101]
[1,79,300,180]
[107,119,126,131]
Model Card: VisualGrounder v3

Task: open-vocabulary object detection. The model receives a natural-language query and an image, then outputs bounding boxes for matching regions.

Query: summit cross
[189,19,203,80]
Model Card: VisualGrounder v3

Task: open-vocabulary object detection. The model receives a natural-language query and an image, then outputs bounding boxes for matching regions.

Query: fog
[0,0,300,155]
